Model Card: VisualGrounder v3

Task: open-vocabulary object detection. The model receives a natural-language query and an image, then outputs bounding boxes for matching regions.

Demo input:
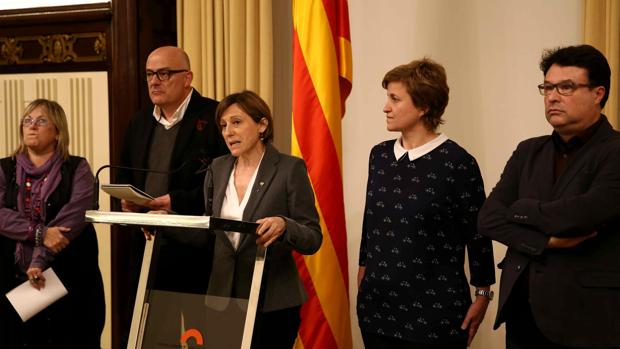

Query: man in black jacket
[118,46,227,215]
[478,45,620,349]
[116,46,228,346]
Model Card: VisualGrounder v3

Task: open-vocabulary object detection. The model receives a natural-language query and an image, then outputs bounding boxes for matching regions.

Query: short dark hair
[540,44,611,108]
[382,58,449,131]
[215,90,274,143]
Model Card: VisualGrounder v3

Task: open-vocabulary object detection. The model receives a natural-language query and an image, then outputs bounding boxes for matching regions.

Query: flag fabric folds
[292,0,353,348]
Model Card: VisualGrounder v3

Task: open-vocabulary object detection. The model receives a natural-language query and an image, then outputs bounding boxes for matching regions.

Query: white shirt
[220,153,265,249]
[393,133,448,161]
[152,88,193,130]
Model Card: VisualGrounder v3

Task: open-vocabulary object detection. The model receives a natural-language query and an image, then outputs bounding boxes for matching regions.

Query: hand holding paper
[26,267,46,290]
[5,268,68,322]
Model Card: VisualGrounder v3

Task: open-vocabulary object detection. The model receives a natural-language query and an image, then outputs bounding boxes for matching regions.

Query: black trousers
[251,306,301,349]
[361,331,465,349]
[0,291,103,349]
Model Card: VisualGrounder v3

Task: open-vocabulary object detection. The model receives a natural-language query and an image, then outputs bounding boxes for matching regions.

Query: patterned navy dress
[357,137,495,345]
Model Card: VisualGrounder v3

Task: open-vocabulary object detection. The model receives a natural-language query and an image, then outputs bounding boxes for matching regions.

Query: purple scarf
[14,151,63,270]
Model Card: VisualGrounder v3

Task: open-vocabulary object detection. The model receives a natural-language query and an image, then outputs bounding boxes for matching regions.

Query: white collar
[393,133,448,161]
[152,88,193,129]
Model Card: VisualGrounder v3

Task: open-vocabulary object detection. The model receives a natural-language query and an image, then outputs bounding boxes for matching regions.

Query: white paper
[5,268,68,322]
[101,184,154,206]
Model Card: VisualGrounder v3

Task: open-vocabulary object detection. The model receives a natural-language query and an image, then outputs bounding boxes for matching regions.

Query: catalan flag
[292,0,353,348]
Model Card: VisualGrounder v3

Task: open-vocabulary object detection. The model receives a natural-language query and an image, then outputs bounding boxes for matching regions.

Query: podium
[85,211,263,349]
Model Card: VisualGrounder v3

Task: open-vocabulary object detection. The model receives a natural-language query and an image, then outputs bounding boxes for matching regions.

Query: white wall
[344,1,583,348]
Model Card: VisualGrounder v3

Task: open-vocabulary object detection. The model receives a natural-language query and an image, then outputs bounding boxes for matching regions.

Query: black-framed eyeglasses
[145,69,188,81]
[21,116,50,127]
[537,81,593,96]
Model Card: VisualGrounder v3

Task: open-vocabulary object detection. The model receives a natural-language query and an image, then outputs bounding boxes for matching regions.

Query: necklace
[24,175,46,220]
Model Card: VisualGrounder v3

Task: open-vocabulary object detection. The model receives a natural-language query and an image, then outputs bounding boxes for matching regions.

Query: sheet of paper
[102,184,154,206]
[5,268,68,322]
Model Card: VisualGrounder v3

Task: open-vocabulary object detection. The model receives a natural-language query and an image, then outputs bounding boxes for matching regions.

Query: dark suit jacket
[117,89,228,214]
[207,144,322,312]
[478,116,620,347]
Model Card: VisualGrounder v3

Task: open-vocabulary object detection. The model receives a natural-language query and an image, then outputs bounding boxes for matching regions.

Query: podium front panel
[84,211,263,349]
[141,292,247,348]
[132,229,266,349]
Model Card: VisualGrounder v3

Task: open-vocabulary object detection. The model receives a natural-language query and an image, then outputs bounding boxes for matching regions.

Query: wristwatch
[474,289,494,300]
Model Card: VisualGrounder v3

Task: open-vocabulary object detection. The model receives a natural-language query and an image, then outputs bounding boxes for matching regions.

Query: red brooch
[196,119,207,132]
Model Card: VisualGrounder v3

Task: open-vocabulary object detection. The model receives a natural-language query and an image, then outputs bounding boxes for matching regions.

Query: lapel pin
[256,181,264,192]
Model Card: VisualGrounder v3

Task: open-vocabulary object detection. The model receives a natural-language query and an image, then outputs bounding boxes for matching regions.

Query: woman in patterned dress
[357,59,495,349]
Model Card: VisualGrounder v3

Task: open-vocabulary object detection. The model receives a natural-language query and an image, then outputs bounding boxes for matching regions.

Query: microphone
[92,162,187,210]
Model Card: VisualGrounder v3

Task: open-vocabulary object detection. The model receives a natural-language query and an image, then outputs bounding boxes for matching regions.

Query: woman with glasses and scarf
[0,99,104,348]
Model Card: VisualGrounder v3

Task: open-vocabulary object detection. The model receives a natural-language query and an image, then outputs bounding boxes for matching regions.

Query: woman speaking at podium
[207,90,322,348]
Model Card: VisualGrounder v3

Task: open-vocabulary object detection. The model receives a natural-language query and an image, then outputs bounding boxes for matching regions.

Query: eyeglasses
[145,69,188,81]
[22,117,50,127]
[537,81,593,96]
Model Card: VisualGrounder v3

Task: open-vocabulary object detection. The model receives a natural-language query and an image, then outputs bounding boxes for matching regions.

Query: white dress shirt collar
[152,88,193,130]
[393,133,448,161]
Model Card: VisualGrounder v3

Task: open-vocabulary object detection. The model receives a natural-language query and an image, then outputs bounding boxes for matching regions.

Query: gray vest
[144,122,181,197]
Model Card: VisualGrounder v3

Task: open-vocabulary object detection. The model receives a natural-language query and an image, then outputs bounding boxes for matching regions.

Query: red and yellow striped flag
[292,0,353,348]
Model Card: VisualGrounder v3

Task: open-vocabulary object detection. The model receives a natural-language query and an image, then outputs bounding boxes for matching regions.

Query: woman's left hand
[460,296,490,346]
[255,217,286,248]
[26,267,46,290]
[44,226,70,254]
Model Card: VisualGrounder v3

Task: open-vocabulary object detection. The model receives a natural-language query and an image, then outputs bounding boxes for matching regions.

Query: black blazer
[207,144,322,312]
[478,116,620,347]
[117,89,228,214]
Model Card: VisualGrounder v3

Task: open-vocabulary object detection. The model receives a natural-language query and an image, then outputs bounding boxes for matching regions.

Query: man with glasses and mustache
[116,46,228,347]
[478,44,620,349]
